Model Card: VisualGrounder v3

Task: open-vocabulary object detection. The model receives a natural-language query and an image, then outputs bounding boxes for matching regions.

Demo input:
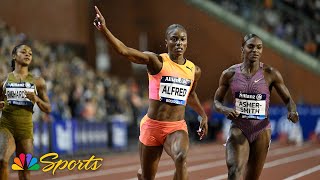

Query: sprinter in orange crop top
[94,6,208,180]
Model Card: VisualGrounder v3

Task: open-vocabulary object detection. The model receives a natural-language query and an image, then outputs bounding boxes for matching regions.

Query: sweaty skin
[93,6,208,180]
[0,45,51,180]
[213,35,298,180]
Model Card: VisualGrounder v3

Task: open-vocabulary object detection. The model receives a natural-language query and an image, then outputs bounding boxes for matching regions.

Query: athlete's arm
[213,68,239,120]
[271,67,299,123]
[93,6,160,67]
[25,77,51,113]
[0,75,5,110]
[0,75,5,101]
[187,66,208,139]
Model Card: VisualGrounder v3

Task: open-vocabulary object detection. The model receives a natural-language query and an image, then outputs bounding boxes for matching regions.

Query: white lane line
[10,143,224,178]
[126,145,312,180]
[10,171,43,177]
[48,164,141,180]
[283,164,320,180]
[24,144,309,180]
[205,174,228,180]
[267,145,307,156]
[206,149,320,180]
[156,160,226,179]
[10,143,281,178]
[46,153,226,180]
[263,149,320,168]
[126,160,227,180]
[108,143,223,167]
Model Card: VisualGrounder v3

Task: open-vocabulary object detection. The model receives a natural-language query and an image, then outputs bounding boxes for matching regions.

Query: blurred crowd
[0,19,149,130]
[213,0,320,59]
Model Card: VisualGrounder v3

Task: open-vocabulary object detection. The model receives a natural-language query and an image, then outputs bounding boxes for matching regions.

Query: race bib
[5,82,35,106]
[159,76,192,105]
[235,92,266,120]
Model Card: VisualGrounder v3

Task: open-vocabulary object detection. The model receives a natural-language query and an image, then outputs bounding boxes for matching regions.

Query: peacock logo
[12,153,40,171]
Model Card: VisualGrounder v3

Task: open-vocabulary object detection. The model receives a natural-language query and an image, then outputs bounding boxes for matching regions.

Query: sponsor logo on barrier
[12,152,103,175]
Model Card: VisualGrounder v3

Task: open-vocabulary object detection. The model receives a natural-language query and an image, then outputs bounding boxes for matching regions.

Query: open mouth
[175,48,183,52]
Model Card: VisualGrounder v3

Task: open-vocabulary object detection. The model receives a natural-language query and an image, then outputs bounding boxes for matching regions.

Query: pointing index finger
[95,6,103,17]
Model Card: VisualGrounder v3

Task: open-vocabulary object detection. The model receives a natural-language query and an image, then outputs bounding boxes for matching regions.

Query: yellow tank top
[148,53,195,106]
[2,72,37,116]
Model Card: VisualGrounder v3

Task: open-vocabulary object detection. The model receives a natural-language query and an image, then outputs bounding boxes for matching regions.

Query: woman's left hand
[197,116,208,140]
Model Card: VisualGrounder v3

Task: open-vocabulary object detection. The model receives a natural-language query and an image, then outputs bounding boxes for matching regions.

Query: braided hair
[11,44,24,71]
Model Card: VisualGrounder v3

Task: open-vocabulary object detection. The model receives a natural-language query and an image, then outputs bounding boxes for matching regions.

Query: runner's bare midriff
[147,99,186,121]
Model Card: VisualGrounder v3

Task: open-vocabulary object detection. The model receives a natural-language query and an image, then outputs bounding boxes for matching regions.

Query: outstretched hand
[197,116,208,140]
[288,111,299,123]
[93,6,106,30]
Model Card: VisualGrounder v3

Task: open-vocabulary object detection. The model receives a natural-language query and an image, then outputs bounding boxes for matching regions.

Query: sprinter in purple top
[213,34,299,180]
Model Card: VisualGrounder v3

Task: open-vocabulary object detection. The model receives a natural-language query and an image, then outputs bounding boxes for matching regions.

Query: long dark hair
[11,44,24,71]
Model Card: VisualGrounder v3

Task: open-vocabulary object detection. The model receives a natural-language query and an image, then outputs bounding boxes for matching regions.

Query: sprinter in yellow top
[0,44,51,180]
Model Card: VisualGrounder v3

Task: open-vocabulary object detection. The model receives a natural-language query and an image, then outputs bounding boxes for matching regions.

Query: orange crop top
[148,53,195,105]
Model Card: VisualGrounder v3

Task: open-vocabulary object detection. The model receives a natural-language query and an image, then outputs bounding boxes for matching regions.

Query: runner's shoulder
[221,64,237,79]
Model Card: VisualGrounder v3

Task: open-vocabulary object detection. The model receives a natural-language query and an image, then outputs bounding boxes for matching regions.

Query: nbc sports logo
[12,153,40,171]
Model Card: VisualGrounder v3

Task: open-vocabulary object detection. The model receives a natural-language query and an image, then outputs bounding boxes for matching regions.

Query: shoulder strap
[160,53,170,63]
[235,63,242,73]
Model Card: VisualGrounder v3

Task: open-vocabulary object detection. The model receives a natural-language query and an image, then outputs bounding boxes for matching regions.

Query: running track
[10,142,320,180]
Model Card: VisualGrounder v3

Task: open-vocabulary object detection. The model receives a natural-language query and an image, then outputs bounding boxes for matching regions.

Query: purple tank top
[230,63,271,143]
